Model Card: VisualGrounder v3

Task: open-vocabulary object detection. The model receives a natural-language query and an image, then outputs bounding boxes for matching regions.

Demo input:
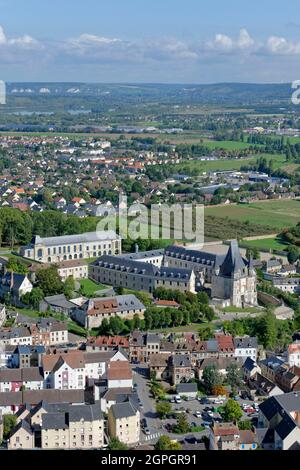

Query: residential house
[108,402,140,446]
[258,392,300,450]
[170,355,193,385]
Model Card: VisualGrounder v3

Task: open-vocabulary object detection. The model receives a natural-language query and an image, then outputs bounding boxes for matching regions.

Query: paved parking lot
[133,366,259,444]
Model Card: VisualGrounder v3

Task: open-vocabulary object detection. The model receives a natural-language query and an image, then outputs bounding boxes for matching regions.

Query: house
[149,353,171,381]
[72,294,146,329]
[41,404,104,449]
[209,423,240,450]
[265,259,282,273]
[0,327,32,347]
[248,372,284,398]
[86,335,129,352]
[129,331,161,364]
[243,357,261,381]
[210,423,257,450]
[108,401,140,446]
[234,336,258,362]
[107,361,133,389]
[215,334,235,357]
[259,356,286,383]
[0,368,44,392]
[170,355,193,385]
[0,272,33,305]
[288,342,300,368]
[258,392,300,450]
[176,383,198,399]
[39,294,76,316]
[8,420,34,450]
[0,389,86,415]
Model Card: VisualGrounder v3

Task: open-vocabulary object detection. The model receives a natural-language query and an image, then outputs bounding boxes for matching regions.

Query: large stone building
[20,231,122,263]
[211,240,257,308]
[90,255,196,294]
[108,402,140,446]
[72,294,146,329]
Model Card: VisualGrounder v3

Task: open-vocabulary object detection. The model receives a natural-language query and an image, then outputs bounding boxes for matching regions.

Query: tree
[246,247,260,260]
[63,276,75,299]
[173,414,190,434]
[226,363,243,389]
[212,385,228,397]
[197,291,209,305]
[198,325,214,340]
[202,365,223,394]
[108,437,129,450]
[238,419,252,430]
[220,399,243,423]
[36,266,64,296]
[3,414,17,439]
[155,436,182,451]
[287,245,299,264]
[22,287,44,310]
[156,401,172,419]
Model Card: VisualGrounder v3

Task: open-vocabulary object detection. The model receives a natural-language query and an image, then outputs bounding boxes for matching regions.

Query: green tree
[36,266,64,296]
[156,401,172,419]
[22,287,44,310]
[286,245,299,264]
[3,414,17,439]
[108,437,129,450]
[226,363,243,389]
[63,276,75,299]
[220,399,243,423]
[173,414,190,434]
[155,435,182,450]
[202,365,223,394]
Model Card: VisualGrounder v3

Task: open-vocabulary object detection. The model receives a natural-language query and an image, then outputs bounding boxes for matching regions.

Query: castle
[211,240,257,308]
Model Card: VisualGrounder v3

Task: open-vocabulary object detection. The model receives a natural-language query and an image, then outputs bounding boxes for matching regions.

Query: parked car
[144,428,151,435]
[207,410,214,417]
[194,411,202,418]
[202,421,211,428]
[141,418,147,428]
[175,396,182,403]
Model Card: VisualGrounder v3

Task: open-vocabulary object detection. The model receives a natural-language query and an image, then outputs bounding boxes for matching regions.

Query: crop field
[205,199,300,230]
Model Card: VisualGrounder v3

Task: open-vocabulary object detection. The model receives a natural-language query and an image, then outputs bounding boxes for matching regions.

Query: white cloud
[206,28,255,53]
[0,25,40,49]
[266,36,300,55]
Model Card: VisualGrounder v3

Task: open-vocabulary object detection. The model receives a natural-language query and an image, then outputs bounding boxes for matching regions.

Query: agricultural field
[241,237,289,252]
[205,199,300,231]
[175,153,286,174]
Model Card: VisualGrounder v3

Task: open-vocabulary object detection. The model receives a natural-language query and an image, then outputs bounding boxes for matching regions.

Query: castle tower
[211,240,257,307]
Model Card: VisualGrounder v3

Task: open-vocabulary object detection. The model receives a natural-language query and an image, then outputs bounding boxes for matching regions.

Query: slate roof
[42,412,68,430]
[176,383,198,394]
[234,336,258,349]
[219,240,248,277]
[119,249,164,261]
[172,355,191,368]
[92,255,158,276]
[164,245,223,266]
[43,294,75,310]
[32,231,120,247]
[110,401,137,419]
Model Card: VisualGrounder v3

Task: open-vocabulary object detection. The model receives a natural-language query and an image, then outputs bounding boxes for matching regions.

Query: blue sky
[0,0,300,82]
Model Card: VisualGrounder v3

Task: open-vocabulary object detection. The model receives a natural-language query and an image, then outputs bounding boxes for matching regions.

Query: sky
[0,0,300,83]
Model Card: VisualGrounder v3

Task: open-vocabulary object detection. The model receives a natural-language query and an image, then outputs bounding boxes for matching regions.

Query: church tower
[211,240,257,307]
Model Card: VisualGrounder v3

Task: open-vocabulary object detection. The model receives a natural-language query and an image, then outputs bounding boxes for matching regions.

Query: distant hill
[5,82,294,107]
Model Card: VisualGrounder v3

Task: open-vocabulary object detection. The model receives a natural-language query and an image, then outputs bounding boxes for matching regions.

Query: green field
[205,199,300,230]
[175,153,286,174]
[241,237,289,251]
[79,278,107,296]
